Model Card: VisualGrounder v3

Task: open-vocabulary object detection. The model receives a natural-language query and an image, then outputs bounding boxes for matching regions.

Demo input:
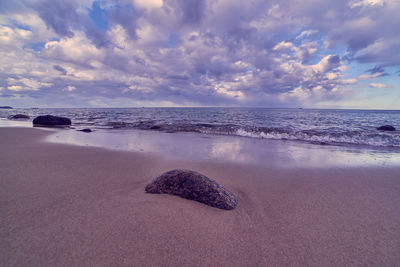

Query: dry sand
[1,127,400,266]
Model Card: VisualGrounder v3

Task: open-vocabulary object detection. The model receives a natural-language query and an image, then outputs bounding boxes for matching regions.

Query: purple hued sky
[0,0,399,108]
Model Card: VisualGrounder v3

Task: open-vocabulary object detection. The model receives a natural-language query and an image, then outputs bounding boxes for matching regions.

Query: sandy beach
[1,127,400,266]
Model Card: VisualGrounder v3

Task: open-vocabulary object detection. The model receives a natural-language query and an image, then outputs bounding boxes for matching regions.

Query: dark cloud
[328,55,340,63]
[367,65,385,74]
[366,65,389,77]
[83,18,111,48]
[106,4,140,40]
[166,74,190,80]
[53,65,67,75]
[32,0,80,37]
[176,0,206,25]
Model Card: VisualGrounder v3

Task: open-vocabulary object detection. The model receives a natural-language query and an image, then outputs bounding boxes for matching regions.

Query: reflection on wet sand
[0,119,32,128]
[46,128,400,168]
[210,139,251,162]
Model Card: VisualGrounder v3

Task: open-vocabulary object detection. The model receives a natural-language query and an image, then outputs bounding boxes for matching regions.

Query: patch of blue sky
[377,73,400,87]
[382,66,400,76]
[343,61,381,78]
[23,42,45,51]
[8,19,31,31]
[322,43,347,57]
[89,1,109,31]
[166,32,179,47]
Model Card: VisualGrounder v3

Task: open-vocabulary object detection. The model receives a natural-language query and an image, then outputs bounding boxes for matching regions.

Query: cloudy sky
[0,0,399,108]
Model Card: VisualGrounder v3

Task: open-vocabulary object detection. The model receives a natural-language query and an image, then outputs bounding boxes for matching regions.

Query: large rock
[145,169,238,210]
[9,114,30,120]
[377,125,396,131]
[33,115,71,127]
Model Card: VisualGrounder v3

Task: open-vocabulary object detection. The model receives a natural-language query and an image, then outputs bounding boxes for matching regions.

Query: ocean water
[1,107,400,149]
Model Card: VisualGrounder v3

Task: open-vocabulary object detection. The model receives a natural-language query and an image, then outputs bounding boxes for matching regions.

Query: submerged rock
[33,115,71,127]
[145,169,238,210]
[78,128,92,133]
[377,125,396,131]
[9,114,30,120]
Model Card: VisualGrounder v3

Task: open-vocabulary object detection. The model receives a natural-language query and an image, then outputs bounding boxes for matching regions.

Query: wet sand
[1,127,400,266]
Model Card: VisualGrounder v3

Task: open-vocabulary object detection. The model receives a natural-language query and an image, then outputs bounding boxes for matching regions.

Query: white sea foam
[235,128,400,148]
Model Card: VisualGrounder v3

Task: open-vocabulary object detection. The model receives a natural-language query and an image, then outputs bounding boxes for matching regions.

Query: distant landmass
[0,106,13,109]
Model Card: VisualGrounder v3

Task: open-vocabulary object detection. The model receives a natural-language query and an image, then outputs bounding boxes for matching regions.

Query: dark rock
[377,125,396,131]
[9,114,30,120]
[0,106,13,109]
[150,125,162,130]
[78,128,92,133]
[33,115,71,127]
[145,169,238,210]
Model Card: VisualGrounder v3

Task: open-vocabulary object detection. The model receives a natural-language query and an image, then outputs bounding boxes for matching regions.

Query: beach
[1,127,400,266]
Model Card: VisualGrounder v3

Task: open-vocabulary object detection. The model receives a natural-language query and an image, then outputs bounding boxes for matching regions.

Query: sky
[0,0,399,109]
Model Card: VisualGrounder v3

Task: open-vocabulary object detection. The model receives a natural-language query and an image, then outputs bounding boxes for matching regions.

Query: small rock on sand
[78,128,92,133]
[9,114,30,120]
[145,169,238,210]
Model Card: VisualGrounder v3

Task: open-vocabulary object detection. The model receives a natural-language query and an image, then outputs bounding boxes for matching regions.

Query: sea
[1,107,399,149]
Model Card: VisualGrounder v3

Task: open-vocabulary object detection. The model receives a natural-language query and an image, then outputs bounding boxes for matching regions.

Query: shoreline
[1,116,400,155]
[1,106,400,151]
[1,127,400,266]
[2,116,400,152]
[47,126,400,168]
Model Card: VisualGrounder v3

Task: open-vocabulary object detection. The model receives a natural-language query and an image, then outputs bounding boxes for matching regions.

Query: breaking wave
[100,121,400,148]
[235,128,400,148]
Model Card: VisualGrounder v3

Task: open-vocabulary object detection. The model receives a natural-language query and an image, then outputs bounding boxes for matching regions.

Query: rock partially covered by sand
[9,114,30,120]
[33,115,71,127]
[78,128,92,133]
[145,169,238,210]
[377,125,396,131]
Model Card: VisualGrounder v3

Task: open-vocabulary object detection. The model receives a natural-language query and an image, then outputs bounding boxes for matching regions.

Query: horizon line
[3,106,400,111]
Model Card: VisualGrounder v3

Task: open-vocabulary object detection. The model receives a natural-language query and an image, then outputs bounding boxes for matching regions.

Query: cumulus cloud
[0,0,399,107]
[133,0,163,10]
[7,77,52,91]
[313,55,341,73]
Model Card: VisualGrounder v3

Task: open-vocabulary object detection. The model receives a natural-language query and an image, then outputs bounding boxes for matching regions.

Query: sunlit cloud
[369,83,392,88]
